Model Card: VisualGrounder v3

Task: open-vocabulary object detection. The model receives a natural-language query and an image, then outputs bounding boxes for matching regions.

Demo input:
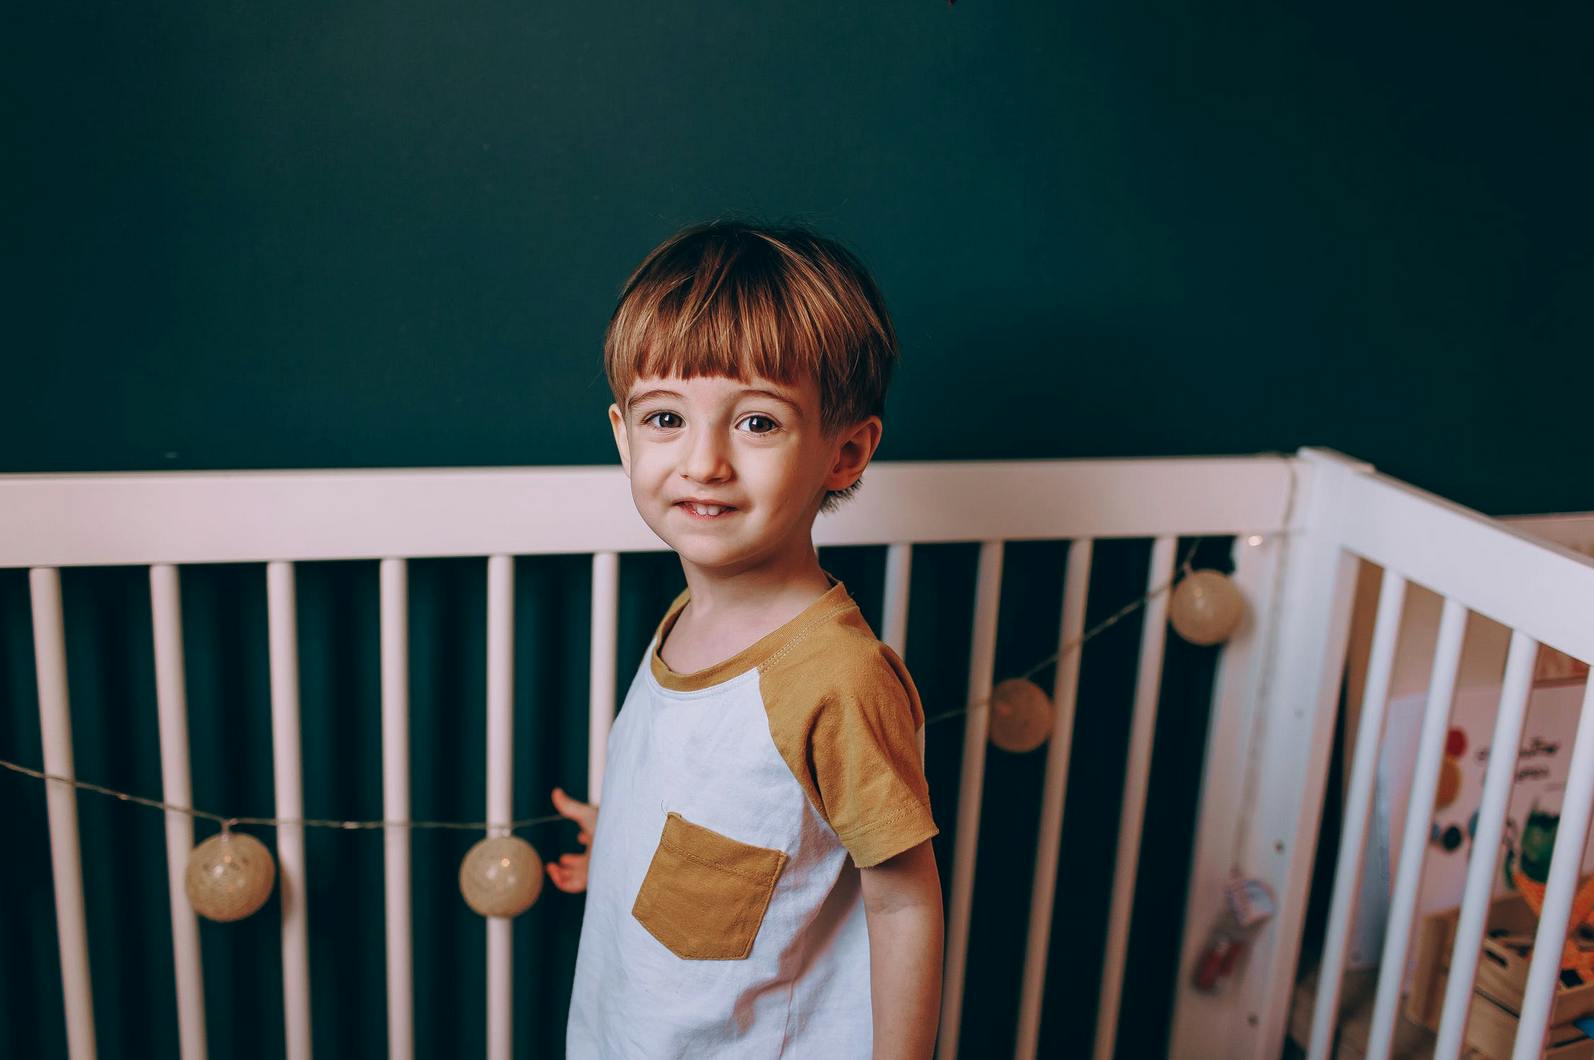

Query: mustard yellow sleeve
[805,646,939,868]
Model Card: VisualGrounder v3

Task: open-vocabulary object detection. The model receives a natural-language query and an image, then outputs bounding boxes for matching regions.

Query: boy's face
[609,373,880,577]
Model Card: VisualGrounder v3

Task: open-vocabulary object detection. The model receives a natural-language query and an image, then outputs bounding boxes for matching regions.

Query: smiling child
[551,220,943,1059]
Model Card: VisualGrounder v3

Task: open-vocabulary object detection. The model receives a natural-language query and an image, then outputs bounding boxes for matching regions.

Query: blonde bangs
[604,222,897,439]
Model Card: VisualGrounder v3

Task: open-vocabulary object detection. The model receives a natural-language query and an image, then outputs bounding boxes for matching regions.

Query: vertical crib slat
[1306,569,1408,1059]
[379,559,413,1060]
[880,543,912,655]
[1014,537,1093,1060]
[150,564,207,1060]
[1366,596,1469,1060]
[588,552,619,802]
[266,562,312,1060]
[880,545,917,759]
[30,568,99,1060]
[1511,674,1594,1060]
[936,540,1004,1060]
[1434,630,1538,1059]
[1091,535,1178,1060]
[485,556,515,1060]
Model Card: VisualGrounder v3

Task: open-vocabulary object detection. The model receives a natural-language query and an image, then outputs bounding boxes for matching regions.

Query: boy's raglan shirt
[566,574,938,1059]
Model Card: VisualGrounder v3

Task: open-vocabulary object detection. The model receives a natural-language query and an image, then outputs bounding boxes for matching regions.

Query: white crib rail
[0,459,1295,568]
[881,543,916,761]
[1172,449,1370,1060]
[150,564,206,1060]
[587,552,619,803]
[1306,568,1407,1060]
[13,451,1485,1059]
[485,554,515,1060]
[1014,536,1091,1060]
[1185,456,1594,1060]
[29,568,98,1060]
[1092,536,1178,1060]
[1433,629,1537,1059]
[267,560,313,1060]
[1364,596,1469,1056]
[379,558,412,1060]
[936,540,1003,1060]
[1516,679,1594,1060]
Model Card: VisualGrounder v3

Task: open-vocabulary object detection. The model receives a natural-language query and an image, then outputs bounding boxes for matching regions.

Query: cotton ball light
[185,831,276,922]
[460,836,544,918]
[988,678,1054,753]
[1169,569,1245,646]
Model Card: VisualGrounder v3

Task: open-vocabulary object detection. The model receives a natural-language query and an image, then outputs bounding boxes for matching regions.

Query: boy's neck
[677,542,833,626]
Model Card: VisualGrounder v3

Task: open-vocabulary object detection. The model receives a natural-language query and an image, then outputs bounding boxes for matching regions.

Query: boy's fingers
[577,830,591,845]
[546,861,587,894]
[550,787,599,831]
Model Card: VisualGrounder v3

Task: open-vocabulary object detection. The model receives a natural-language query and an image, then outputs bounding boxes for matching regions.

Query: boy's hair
[604,219,900,513]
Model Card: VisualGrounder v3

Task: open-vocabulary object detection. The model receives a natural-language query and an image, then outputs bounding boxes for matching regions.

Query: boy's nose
[680,428,732,483]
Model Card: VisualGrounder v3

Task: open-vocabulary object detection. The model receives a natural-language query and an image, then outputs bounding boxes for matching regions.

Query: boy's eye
[642,411,683,429]
[738,415,779,435]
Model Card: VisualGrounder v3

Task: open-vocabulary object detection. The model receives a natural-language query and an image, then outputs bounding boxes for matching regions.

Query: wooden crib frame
[3,447,1591,1060]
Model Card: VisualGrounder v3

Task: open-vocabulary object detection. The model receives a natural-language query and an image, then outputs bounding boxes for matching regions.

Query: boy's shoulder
[650,577,917,714]
[755,594,920,720]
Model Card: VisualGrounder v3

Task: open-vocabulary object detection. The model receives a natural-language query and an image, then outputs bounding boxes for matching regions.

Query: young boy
[549,221,943,1059]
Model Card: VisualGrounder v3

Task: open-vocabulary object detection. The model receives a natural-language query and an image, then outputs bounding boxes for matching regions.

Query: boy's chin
[668,538,777,577]
[672,543,746,571]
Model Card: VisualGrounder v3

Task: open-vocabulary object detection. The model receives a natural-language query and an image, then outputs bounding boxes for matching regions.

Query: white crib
[3,447,1591,1060]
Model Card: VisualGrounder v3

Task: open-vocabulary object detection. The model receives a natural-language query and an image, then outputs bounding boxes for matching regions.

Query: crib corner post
[1174,449,1369,1060]
[1243,450,1369,1060]
[1169,518,1289,1058]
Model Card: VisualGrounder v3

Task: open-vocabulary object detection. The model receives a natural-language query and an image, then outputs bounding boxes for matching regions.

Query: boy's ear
[608,403,632,478]
[825,415,883,492]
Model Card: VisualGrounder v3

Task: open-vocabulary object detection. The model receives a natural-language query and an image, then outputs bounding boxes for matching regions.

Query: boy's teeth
[691,503,726,516]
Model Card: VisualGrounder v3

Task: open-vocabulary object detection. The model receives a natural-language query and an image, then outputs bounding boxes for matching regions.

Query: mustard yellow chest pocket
[630,811,789,960]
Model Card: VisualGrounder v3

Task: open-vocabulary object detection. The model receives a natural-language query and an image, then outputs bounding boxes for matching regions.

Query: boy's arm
[859,837,944,1060]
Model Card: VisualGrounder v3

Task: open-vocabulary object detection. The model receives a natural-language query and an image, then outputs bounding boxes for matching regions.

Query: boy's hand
[547,786,598,893]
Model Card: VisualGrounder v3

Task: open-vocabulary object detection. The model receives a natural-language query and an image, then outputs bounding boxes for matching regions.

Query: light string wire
[0,451,1301,840]
[919,535,1205,729]
[0,755,565,835]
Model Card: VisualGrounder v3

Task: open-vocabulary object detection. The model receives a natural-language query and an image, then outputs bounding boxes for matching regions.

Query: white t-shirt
[566,574,939,1058]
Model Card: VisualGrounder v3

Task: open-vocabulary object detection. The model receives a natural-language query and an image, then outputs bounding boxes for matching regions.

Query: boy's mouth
[676,501,739,519]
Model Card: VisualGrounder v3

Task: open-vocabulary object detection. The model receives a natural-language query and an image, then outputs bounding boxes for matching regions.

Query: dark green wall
[4,3,1591,1059]
[6,3,1591,515]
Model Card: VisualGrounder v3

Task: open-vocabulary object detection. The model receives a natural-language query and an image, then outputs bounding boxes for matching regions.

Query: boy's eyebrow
[628,388,686,408]
[627,387,805,417]
[740,387,804,415]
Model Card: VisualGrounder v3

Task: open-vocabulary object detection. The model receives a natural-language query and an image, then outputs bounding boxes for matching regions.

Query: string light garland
[0,538,1242,919]
[1,542,1214,815]
[2,452,1300,922]
[0,757,565,835]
